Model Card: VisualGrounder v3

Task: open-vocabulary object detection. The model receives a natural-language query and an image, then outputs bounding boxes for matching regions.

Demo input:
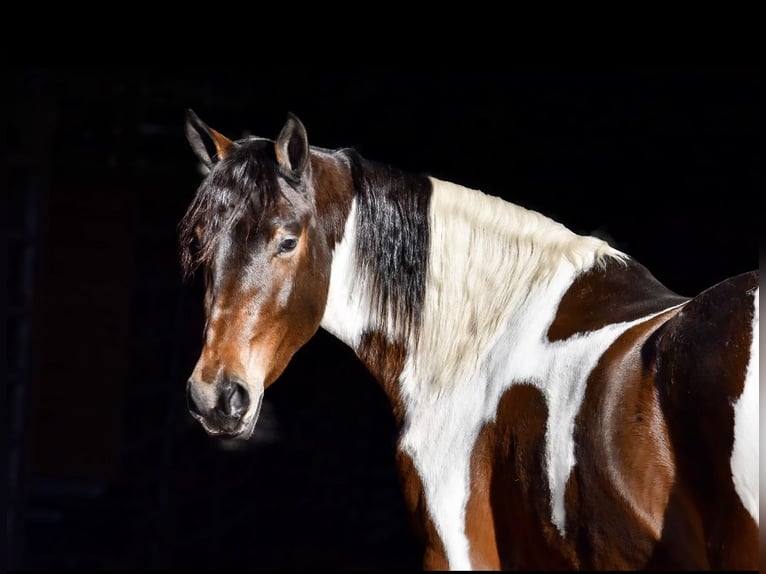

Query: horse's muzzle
[187,377,253,437]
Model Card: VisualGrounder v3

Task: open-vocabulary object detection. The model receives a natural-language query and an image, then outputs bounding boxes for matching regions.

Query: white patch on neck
[320,198,374,348]
[730,286,758,524]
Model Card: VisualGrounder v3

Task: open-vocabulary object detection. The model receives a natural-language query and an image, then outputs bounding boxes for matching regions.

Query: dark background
[5,68,759,571]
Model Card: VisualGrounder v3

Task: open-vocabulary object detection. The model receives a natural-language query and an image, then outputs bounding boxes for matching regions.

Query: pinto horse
[179,110,759,570]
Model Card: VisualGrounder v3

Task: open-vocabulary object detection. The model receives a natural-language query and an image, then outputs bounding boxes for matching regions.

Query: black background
[6,68,759,570]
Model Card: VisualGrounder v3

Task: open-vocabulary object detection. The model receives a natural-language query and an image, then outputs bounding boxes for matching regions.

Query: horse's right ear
[184,109,236,169]
[275,112,309,179]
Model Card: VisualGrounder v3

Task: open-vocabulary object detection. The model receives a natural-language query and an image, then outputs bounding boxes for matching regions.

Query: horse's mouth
[193,393,263,441]
[199,418,256,440]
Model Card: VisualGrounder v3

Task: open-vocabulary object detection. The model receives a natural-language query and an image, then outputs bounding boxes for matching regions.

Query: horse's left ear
[184,109,236,169]
[275,112,309,179]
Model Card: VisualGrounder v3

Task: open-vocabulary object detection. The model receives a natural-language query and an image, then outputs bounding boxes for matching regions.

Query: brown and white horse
[179,110,759,570]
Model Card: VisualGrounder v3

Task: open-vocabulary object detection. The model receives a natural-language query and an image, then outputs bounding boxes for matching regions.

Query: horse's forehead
[209,140,290,208]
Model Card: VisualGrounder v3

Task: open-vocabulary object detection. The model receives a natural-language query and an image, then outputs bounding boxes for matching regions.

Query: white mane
[414,177,627,389]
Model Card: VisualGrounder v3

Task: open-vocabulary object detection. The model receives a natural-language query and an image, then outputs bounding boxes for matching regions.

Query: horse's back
[654,270,759,569]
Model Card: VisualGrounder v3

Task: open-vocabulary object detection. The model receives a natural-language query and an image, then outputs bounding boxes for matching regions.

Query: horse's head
[179,110,333,439]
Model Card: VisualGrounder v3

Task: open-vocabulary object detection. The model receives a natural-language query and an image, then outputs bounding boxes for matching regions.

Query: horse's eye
[278,237,298,254]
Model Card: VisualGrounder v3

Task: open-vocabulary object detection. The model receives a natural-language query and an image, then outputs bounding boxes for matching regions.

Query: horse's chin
[225,414,258,441]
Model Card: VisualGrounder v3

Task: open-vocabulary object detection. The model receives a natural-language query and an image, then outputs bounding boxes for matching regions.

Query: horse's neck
[319,172,625,395]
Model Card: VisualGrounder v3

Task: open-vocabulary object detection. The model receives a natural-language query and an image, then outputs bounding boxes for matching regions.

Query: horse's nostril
[216,379,250,419]
[229,383,249,416]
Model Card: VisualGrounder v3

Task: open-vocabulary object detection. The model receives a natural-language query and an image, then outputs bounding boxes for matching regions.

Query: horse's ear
[184,109,236,169]
[275,112,309,179]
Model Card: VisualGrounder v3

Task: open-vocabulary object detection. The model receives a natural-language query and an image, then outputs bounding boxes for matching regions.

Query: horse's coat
[179,111,759,570]
[731,288,759,524]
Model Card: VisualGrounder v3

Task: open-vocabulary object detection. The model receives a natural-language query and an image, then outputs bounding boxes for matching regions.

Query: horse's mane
[344,149,432,345]
[178,139,282,278]
[341,149,627,352]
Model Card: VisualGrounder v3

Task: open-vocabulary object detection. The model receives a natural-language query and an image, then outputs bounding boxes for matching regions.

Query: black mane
[345,149,432,343]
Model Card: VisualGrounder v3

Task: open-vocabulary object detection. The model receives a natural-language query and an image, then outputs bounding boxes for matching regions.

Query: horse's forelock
[179,145,282,278]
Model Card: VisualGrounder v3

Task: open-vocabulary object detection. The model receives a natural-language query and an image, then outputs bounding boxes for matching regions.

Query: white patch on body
[731,286,759,524]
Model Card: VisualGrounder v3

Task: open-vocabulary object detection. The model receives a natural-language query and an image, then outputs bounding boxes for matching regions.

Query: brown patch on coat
[396,449,449,570]
[569,307,681,569]
[548,258,688,341]
[465,385,577,569]
[310,152,355,249]
[357,330,409,428]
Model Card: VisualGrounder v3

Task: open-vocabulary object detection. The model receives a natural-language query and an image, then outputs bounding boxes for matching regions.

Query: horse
[178,109,759,570]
